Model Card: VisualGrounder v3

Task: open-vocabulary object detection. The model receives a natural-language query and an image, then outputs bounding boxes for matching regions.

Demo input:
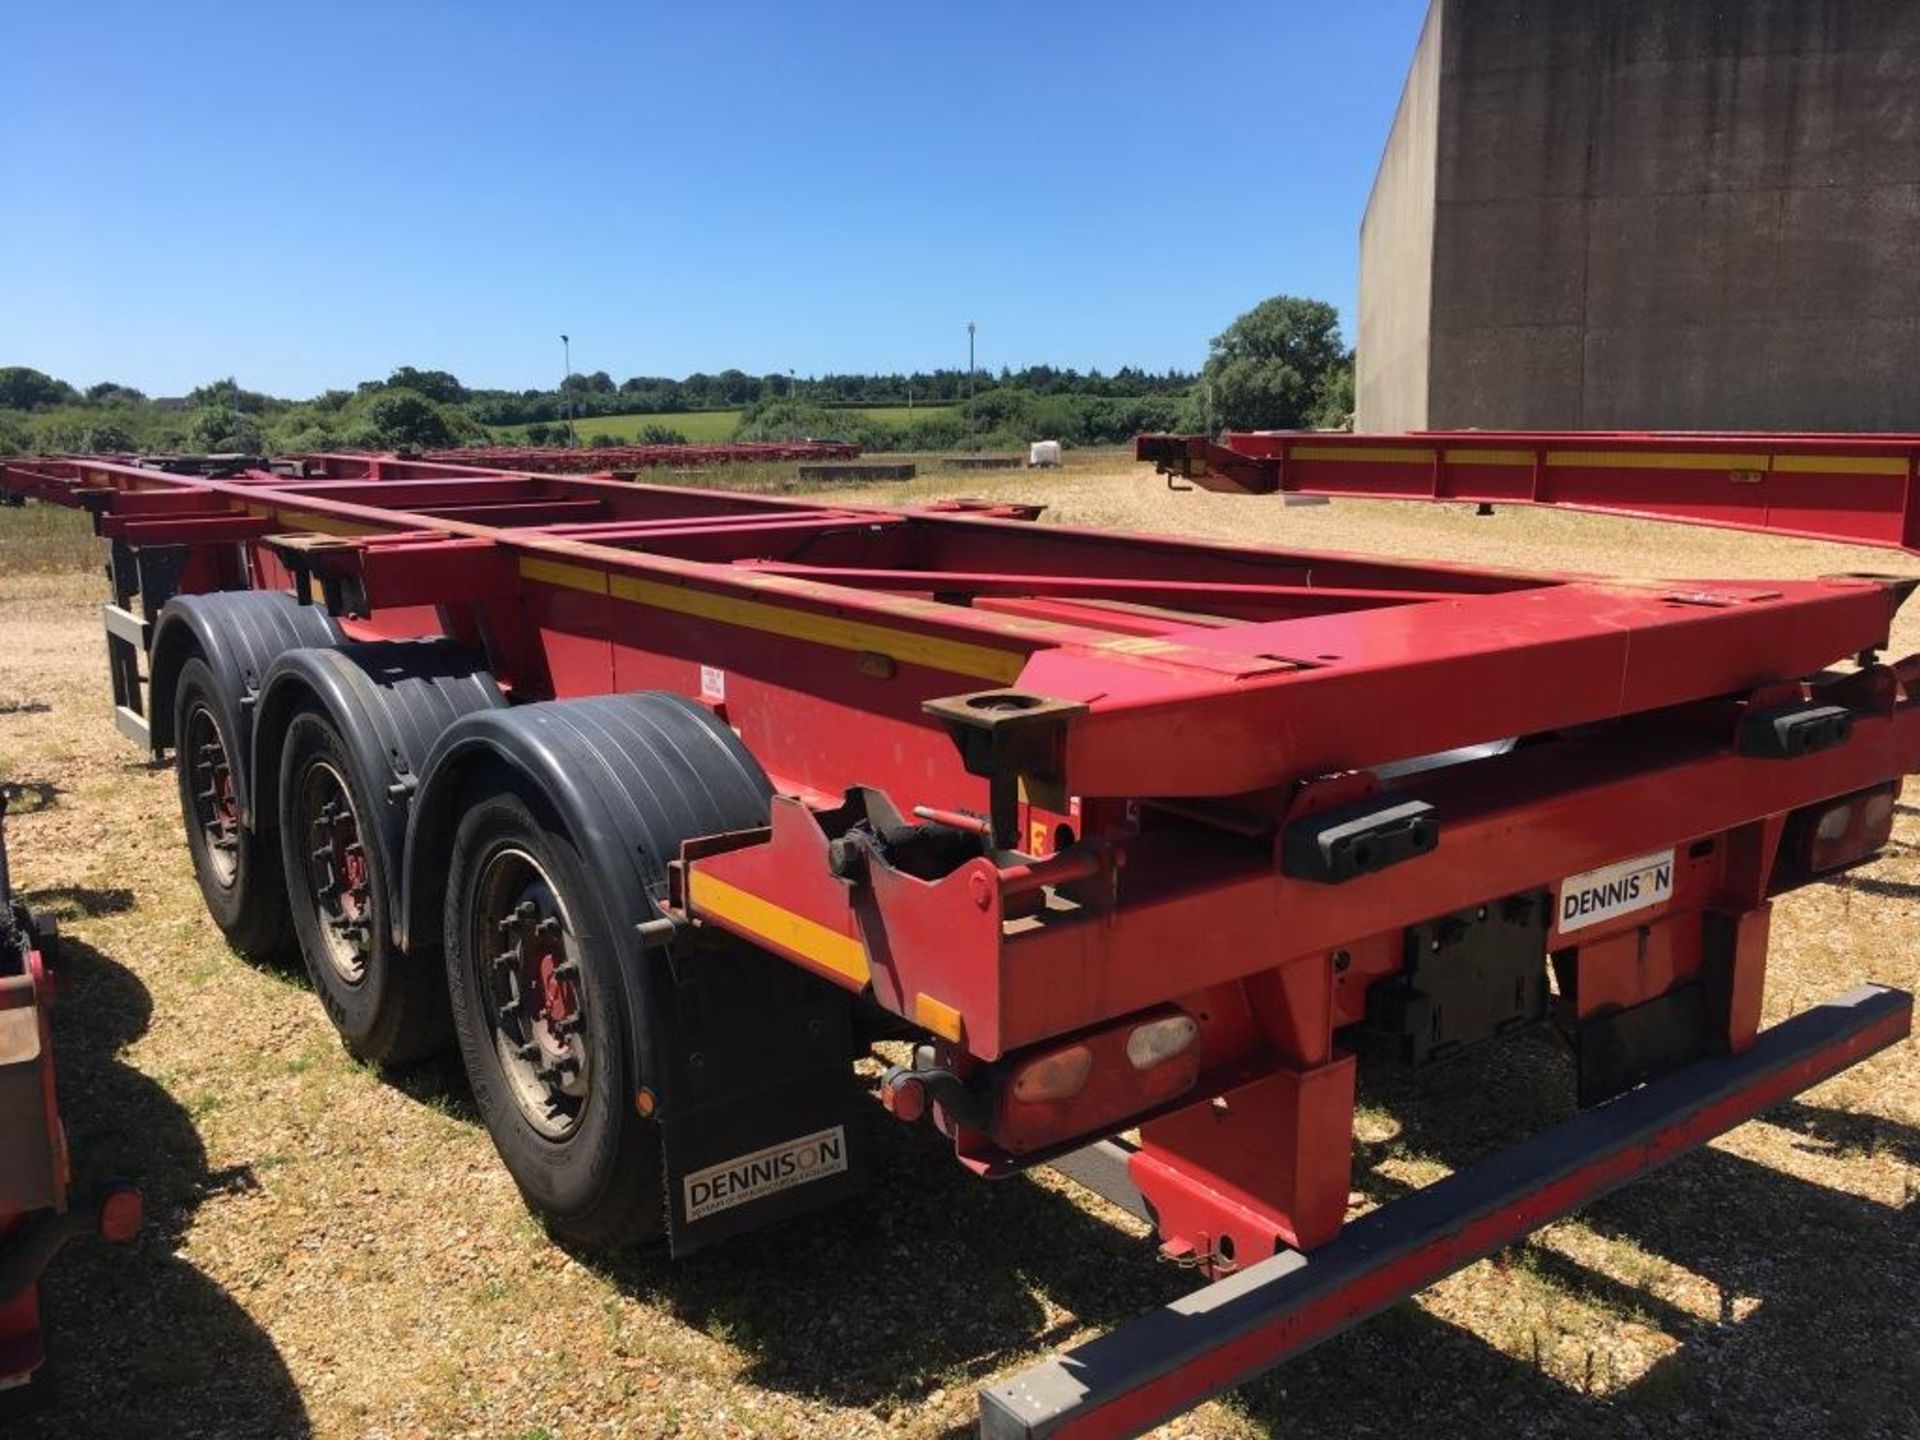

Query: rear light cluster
[1791,783,1898,876]
[993,1008,1201,1154]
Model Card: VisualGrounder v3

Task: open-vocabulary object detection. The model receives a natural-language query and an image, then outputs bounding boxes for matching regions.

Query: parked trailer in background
[1136,429,1920,552]
[0,795,142,1401]
[413,440,862,474]
[2,440,1917,1435]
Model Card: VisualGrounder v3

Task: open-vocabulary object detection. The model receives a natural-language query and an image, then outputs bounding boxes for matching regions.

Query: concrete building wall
[1355,2,1442,432]
[1360,0,1920,432]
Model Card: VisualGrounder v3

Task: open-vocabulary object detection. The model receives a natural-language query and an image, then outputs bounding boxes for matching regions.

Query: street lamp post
[560,333,576,447]
[967,321,976,401]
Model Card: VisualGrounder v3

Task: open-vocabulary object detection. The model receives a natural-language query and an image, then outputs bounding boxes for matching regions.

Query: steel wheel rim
[297,757,374,985]
[185,703,240,888]
[471,845,591,1140]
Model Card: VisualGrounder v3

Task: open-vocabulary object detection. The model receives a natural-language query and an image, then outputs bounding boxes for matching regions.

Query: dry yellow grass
[2,460,1916,1440]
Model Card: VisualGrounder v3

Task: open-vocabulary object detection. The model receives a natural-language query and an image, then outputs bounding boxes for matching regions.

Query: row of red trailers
[414,439,862,474]
[1,431,1916,1434]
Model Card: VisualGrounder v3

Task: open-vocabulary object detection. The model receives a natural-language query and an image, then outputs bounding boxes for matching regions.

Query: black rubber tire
[173,656,289,959]
[443,779,664,1248]
[278,708,451,1065]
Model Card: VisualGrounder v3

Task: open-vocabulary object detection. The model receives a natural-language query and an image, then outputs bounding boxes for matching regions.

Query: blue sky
[0,1,1427,398]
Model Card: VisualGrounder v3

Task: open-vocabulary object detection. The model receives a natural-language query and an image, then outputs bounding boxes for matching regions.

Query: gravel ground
[2,454,1917,1439]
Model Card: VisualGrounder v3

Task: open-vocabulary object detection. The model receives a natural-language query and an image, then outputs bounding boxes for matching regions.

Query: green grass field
[499,404,955,445]
[848,405,953,427]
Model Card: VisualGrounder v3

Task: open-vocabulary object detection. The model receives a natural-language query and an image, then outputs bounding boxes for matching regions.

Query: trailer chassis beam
[982,982,1912,1439]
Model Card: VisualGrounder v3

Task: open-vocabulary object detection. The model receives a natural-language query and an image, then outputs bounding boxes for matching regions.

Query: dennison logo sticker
[1557,849,1675,933]
[683,1126,847,1222]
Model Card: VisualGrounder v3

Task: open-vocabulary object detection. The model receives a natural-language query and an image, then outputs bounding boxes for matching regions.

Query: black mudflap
[1366,891,1552,1067]
[1572,982,1707,1108]
[652,942,866,1255]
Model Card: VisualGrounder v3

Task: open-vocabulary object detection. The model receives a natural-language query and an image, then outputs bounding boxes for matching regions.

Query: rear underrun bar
[983,983,1913,1439]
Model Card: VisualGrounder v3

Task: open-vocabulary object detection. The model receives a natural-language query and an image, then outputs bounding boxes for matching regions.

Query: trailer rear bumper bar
[982,982,1912,1439]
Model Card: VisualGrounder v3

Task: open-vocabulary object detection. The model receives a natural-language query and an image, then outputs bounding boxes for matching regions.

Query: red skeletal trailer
[2,434,1916,1435]
[417,440,862,473]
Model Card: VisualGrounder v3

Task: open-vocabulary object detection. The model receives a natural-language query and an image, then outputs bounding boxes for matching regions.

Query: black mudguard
[252,639,504,939]
[403,693,865,1253]
[147,591,343,821]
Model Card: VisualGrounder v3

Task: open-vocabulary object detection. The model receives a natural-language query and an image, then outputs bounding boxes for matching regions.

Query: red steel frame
[0,911,63,1392]
[1138,429,1920,553]
[4,437,1918,1431]
[0,799,141,1395]
[416,440,861,473]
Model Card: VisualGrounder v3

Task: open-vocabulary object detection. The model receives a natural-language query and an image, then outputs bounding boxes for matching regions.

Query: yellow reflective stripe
[688,871,870,986]
[1546,450,1771,471]
[517,556,1027,683]
[1441,448,1534,466]
[914,992,965,1043]
[1547,450,1910,475]
[284,510,378,536]
[1769,454,1910,476]
[1273,447,1910,476]
[243,503,377,537]
[521,554,606,593]
[1289,444,1435,464]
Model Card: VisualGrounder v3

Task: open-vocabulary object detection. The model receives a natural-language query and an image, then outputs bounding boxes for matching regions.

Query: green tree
[1307,354,1355,430]
[1186,296,1349,434]
[267,408,345,453]
[355,388,473,450]
[636,424,689,445]
[77,420,138,452]
[0,367,81,411]
[187,377,276,416]
[732,399,882,448]
[85,381,148,406]
[188,406,267,454]
[384,367,467,404]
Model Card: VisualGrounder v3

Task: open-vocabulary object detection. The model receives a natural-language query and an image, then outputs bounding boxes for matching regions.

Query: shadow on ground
[22,885,134,920]
[10,930,310,1440]
[1249,1034,1920,1440]
[0,780,61,813]
[572,1027,1915,1439]
[365,997,1916,1438]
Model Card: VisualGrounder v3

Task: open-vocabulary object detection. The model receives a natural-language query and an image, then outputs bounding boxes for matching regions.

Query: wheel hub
[186,707,240,887]
[300,762,374,984]
[477,852,591,1139]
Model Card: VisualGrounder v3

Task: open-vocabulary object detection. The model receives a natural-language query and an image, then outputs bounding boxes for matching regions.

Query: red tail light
[1010,1045,1093,1103]
[993,1007,1201,1154]
[98,1185,144,1244]
[1787,783,1898,877]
